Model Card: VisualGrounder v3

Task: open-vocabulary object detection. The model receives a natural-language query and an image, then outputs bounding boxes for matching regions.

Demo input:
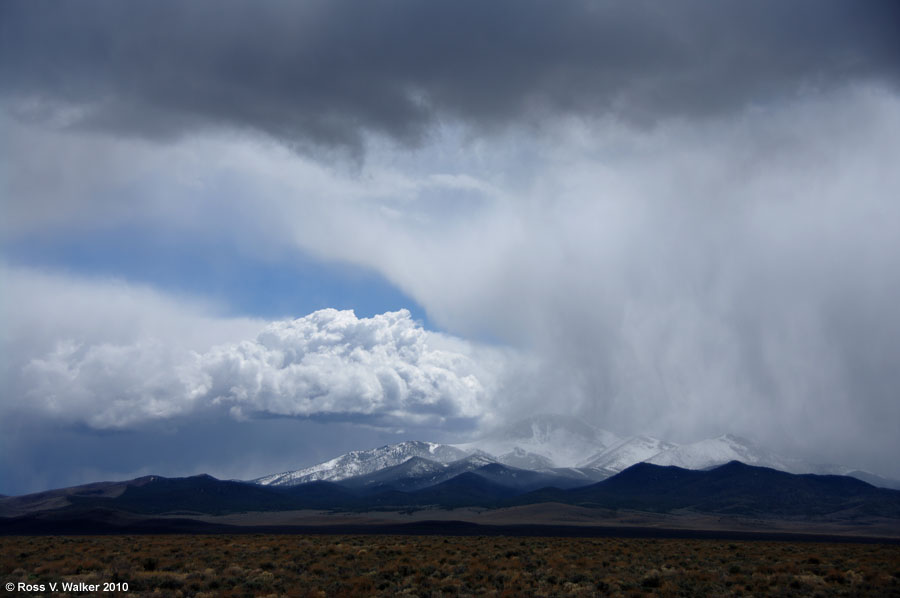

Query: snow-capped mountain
[254,441,468,487]
[645,434,801,472]
[457,414,620,468]
[252,415,621,489]
[580,435,678,472]
[250,417,899,492]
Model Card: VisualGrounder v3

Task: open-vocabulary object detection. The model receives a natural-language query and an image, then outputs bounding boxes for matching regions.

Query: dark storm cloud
[2,0,898,150]
[0,411,413,495]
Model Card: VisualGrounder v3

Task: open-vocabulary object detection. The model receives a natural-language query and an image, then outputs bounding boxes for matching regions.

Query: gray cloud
[271,87,900,476]
[0,412,413,496]
[1,0,897,151]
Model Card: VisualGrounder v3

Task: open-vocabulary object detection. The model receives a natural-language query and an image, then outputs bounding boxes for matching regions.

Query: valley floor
[185,503,900,540]
[2,534,899,597]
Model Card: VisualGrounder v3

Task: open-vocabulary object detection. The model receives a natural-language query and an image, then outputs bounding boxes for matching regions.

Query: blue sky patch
[3,226,431,325]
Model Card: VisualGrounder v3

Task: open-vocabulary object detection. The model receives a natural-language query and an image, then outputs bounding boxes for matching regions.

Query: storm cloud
[2,1,900,492]
[2,0,898,151]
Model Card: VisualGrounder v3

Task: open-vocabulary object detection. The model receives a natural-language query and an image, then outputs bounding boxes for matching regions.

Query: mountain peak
[255,440,468,487]
[713,460,753,471]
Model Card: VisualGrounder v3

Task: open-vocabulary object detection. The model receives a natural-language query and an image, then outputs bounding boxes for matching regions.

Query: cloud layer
[2,1,897,151]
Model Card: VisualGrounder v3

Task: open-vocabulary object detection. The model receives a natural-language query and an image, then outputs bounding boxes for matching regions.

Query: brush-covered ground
[1,534,898,597]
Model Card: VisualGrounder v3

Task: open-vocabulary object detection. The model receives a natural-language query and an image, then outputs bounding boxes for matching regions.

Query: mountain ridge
[4,462,899,527]
[250,415,898,490]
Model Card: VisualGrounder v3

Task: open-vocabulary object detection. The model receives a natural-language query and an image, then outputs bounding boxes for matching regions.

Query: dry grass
[1,534,898,597]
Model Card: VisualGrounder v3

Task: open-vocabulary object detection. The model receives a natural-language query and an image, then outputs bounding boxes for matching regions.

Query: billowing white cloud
[197,309,494,425]
[3,266,503,430]
[1,265,258,427]
[22,339,204,428]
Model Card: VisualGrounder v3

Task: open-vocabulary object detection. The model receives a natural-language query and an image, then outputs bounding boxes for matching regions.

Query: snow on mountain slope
[254,441,468,487]
[497,448,556,470]
[645,434,799,472]
[458,414,620,468]
[339,455,465,491]
[352,453,505,490]
[580,435,678,472]
[251,423,893,491]
[545,467,616,483]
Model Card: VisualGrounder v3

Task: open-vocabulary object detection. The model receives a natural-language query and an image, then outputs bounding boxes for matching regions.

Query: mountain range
[3,461,899,534]
[3,415,899,536]
[254,414,900,490]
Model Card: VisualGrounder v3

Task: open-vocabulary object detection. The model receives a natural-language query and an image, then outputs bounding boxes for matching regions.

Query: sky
[2,0,899,494]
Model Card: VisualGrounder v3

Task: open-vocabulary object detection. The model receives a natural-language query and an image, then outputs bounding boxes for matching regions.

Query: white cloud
[197,308,495,424]
[1,264,260,427]
[2,266,504,430]
[22,338,204,428]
